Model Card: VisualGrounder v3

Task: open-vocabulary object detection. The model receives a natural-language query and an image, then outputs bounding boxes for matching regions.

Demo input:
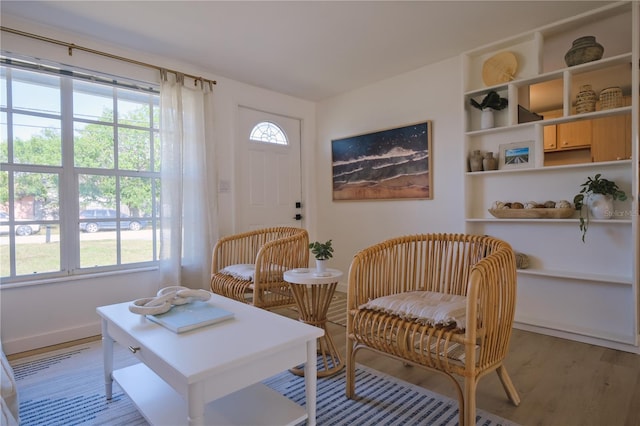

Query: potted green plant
[469,90,509,111]
[573,173,627,242]
[309,240,333,274]
[470,90,508,129]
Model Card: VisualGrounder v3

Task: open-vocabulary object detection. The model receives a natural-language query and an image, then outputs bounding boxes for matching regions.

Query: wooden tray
[488,208,574,219]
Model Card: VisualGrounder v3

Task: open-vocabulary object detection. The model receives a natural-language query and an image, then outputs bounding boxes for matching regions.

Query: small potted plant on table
[309,239,333,275]
[573,173,627,242]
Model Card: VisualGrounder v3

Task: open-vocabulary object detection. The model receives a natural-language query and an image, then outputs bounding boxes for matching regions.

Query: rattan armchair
[346,233,520,426]
[210,227,309,310]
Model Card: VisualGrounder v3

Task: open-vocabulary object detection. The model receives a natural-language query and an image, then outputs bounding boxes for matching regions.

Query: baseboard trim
[513,321,640,354]
[3,321,102,356]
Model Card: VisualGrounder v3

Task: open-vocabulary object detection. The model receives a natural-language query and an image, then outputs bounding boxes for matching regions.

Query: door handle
[294,214,303,220]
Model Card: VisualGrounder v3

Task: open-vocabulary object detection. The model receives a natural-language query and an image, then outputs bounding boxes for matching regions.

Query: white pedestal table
[284,268,344,377]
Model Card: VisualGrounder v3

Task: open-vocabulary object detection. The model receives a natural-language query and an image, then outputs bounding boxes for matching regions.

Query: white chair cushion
[219,264,255,281]
[219,264,285,282]
[360,290,467,329]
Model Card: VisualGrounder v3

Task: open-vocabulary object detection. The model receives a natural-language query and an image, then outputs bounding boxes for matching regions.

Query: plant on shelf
[309,240,334,260]
[573,174,627,242]
[469,90,508,111]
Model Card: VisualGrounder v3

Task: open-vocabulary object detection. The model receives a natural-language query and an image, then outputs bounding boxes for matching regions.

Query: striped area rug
[10,340,517,426]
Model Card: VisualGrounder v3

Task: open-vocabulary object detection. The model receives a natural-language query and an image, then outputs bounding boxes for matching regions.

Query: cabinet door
[542,110,561,151]
[543,124,557,151]
[556,120,592,150]
[591,114,630,162]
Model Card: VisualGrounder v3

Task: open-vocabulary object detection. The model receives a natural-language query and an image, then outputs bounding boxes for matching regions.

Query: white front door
[236,106,303,231]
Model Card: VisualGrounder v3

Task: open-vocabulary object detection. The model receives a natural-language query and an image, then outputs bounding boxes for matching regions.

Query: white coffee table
[97,293,324,426]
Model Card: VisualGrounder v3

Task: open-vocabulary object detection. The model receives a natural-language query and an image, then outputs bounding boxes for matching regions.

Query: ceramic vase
[575,84,596,114]
[481,109,494,130]
[483,152,498,171]
[469,150,483,172]
[564,36,604,67]
[588,194,613,220]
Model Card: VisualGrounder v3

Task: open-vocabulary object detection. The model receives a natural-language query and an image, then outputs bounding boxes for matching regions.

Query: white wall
[0,16,316,355]
[315,58,466,284]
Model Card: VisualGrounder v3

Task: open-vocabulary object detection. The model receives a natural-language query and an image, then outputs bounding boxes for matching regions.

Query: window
[0,59,160,283]
[249,121,288,145]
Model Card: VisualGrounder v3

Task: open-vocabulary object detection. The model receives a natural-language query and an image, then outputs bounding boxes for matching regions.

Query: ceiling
[1,1,613,101]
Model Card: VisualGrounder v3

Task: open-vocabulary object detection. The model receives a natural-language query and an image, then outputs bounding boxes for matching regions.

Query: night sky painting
[331,121,432,200]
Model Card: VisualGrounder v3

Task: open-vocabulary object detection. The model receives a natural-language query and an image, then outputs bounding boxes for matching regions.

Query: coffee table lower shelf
[112,363,307,426]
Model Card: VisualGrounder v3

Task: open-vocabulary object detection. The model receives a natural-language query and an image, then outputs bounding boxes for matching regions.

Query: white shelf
[466,218,631,224]
[113,363,307,426]
[466,105,632,136]
[466,159,632,176]
[464,53,633,98]
[463,1,638,352]
[517,268,632,286]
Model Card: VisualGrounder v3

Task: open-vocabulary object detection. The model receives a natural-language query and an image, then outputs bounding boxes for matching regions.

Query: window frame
[249,121,289,145]
[0,58,161,284]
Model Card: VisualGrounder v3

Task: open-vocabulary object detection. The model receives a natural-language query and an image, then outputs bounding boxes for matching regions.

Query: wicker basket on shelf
[599,87,623,110]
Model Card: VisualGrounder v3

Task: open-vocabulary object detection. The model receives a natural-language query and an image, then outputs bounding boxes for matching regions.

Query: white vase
[315,259,327,274]
[588,194,613,220]
[481,109,494,129]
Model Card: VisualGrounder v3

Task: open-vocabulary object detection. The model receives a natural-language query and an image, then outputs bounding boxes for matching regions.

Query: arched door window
[249,121,288,145]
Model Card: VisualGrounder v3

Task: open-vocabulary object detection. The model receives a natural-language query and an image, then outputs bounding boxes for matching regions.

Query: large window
[0,60,160,283]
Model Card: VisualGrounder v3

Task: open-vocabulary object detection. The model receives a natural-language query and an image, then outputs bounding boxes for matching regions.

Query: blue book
[147,301,234,333]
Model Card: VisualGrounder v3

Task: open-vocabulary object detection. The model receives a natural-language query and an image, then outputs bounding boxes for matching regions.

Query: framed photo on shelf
[331,121,432,201]
[499,140,534,170]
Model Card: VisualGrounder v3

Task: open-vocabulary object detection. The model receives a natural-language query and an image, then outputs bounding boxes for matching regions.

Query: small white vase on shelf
[588,194,613,220]
[481,109,494,129]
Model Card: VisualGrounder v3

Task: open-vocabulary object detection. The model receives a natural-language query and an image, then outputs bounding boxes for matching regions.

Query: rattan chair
[346,233,520,426]
[210,227,309,310]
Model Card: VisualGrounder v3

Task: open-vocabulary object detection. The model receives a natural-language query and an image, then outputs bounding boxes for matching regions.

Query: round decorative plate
[482,51,518,86]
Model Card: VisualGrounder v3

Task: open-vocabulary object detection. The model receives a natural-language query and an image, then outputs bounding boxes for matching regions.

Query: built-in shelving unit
[462,2,639,352]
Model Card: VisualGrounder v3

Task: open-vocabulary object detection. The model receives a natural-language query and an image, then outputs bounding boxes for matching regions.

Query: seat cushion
[219,264,285,282]
[219,264,255,281]
[360,290,467,329]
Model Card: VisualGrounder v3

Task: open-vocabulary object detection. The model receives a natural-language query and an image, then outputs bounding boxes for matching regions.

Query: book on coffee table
[147,301,234,333]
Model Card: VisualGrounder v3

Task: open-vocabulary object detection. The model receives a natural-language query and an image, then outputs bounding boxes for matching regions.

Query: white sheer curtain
[159,72,218,290]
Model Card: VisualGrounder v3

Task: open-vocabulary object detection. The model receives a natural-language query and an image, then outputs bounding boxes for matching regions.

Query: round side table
[283,268,344,377]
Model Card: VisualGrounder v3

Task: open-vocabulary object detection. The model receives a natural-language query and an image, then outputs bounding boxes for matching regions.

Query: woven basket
[599,87,623,110]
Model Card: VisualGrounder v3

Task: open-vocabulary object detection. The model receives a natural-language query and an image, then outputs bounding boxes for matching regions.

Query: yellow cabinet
[556,120,592,150]
[591,114,631,162]
[591,97,632,162]
[543,109,591,152]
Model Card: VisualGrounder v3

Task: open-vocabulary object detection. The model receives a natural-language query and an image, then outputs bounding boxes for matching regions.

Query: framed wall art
[331,121,432,201]
[499,140,534,170]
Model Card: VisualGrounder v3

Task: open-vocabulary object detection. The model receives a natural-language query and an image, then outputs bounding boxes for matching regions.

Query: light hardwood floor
[9,301,640,426]
[275,303,640,426]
